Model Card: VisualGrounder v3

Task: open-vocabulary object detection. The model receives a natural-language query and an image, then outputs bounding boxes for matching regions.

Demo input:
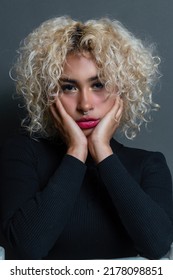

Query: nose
[77,89,94,113]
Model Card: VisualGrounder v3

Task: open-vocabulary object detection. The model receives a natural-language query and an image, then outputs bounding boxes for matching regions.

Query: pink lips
[76,118,100,129]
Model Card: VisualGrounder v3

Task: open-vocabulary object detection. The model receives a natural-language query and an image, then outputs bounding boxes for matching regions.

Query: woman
[0,16,173,260]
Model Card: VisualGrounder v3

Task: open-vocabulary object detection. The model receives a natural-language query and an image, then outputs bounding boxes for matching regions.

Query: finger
[49,105,61,130]
[50,103,60,122]
[109,96,121,114]
[50,98,70,127]
[54,98,68,119]
[112,98,123,123]
[52,98,79,131]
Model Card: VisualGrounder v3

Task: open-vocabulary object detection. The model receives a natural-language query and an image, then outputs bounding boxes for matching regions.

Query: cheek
[59,95,76,115]
[93,90,117,103]
[96,94,116,113]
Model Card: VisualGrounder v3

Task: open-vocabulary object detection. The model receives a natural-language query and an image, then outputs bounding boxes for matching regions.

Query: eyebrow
[60,75,99,84]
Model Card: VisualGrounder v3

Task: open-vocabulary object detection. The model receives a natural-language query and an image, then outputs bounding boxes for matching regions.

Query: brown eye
[92,82,104,90]
[61,84,78,93]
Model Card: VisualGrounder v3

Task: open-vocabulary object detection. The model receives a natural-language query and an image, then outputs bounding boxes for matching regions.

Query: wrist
[67,145,88,163]
[89,142,113,164]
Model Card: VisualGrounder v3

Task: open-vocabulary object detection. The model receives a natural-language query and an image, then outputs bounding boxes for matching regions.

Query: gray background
[0,0,173,176]
[0,0,173,259]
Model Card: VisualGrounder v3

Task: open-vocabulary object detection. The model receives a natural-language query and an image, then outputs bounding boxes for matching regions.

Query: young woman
[0,16,173,260]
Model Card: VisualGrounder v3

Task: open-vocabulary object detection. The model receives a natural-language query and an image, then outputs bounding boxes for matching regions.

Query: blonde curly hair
[12,16,161,139]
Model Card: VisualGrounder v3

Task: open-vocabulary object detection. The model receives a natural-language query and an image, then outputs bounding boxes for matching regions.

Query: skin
[50,53,123,164]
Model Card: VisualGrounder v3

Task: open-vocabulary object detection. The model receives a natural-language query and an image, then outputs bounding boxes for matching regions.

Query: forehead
[62,53,98,80]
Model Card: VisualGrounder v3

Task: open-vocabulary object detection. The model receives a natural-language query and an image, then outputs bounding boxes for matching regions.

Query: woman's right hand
[50,98,88,163]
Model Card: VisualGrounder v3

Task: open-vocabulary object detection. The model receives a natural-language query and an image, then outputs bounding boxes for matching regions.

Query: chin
[82,128,93,137]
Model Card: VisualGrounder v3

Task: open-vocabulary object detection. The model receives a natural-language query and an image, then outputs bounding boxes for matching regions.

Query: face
[58,53,118,136]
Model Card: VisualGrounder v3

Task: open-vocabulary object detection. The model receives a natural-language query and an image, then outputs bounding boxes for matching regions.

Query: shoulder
[111,139,172,184]
[1,134,44,155]
[1,133,66,160]
[111,138,168,168]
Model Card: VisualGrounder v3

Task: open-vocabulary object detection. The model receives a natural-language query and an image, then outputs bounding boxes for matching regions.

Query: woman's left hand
[88,96,123,163]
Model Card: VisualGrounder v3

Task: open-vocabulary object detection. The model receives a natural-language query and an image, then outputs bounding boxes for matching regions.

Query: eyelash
[60,82,105,93]
[92,82,104,90]
[61,84,77,92]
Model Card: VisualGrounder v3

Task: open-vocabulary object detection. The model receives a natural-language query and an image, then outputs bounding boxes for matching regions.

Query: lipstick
[76,118,100,129]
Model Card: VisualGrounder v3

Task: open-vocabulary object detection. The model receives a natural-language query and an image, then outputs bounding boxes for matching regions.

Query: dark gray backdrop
[0,0,173,176]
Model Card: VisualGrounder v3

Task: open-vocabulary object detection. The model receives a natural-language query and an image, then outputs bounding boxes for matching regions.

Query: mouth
[76,118,100,129]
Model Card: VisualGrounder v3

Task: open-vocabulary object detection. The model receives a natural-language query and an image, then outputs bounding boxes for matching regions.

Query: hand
[50,98,88,162]
[88,96,123,163]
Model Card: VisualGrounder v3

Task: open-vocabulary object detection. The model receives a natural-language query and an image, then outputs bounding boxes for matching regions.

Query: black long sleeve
[0,135,86,259]
[0,134,173,259]
[98,152,173,259]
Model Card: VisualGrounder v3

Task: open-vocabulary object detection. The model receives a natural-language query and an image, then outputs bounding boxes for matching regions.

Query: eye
[60,84,78,93]
[92,82,104,90]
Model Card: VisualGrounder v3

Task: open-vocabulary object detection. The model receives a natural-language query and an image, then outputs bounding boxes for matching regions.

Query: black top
[0,134,173,259]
